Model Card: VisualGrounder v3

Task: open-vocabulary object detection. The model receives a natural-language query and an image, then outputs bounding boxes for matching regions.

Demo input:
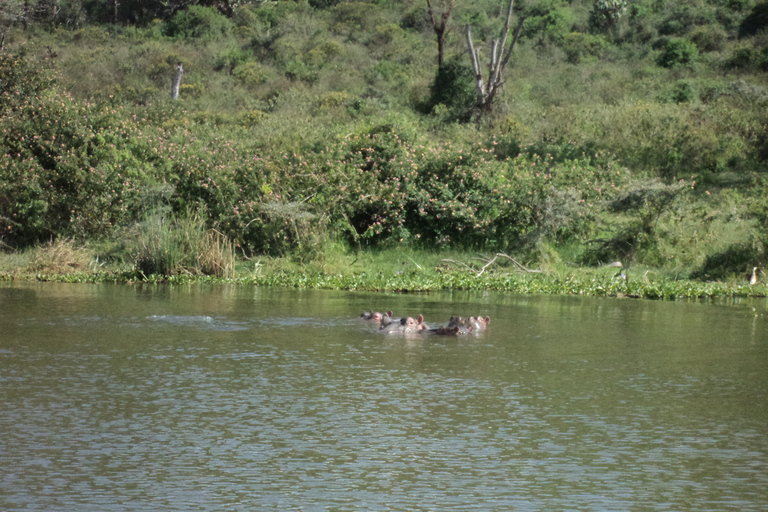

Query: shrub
[233,61,271,87]
[215,47,252,73]
[726,45,761,69]
[236,110,267,128]
[658,3,718,36]
[689,24,727,52]
[0,53,151,246]
[330,2,389,41]
[657,37,699,67]
[0,51,55,115]
[425,59,476,122]
[657,80,697,104]
[283,60,318,84]
[318,91,352,109]
[560,32,610,63]
[163,6,232,41]
[522,3,575,44]
[691,244,759,280]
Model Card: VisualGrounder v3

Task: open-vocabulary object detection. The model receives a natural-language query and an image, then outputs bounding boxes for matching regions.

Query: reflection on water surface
[1,283,767,511]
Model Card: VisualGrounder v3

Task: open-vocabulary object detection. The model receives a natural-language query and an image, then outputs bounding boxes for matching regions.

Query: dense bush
[560,32,610,63]
[657,37,700,67]
[163,6,233,41]
[297,127,630,250]
[0,52,153,247]
[689,24,726,52]
[425,58,476,121]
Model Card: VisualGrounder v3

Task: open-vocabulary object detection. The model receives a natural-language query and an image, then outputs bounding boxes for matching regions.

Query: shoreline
[2,267,766,302]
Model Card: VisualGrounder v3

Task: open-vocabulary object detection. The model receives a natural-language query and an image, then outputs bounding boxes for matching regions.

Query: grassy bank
[2,242,766,301]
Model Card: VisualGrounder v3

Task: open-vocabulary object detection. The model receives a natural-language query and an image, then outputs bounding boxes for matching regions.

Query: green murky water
[1,282,767,511]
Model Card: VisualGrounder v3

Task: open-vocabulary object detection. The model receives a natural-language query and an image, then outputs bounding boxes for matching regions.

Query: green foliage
[425,59,476,122]
[657,80,696,103]
[599,179,688,266]
[691,244,759,280]
[232,61,272,87]
[300,126,629,251]
[726,45,764,69]
[689,24,727,52]
[522,2,575,44]
[657,37,700,67]
[0,52,153,246]
[658,2,718,36]
[0,51,55,114]
[330,2,389,41]
[214,46,252,72]
[163,6,233,41]
[560,32,610,63]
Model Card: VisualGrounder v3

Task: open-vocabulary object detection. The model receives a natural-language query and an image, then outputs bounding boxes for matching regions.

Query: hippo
[447,315,490,331]
[429,324,474,336]
[380,314,429,335]
[360,310,394,323]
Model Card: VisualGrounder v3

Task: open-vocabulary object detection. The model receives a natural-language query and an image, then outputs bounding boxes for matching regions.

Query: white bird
[750,267,759,286]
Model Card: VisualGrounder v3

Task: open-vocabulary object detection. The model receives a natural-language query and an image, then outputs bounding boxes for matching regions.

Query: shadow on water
[1,282,767,511]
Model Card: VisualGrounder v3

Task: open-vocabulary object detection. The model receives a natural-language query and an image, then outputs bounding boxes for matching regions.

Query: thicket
[1,0,768,281]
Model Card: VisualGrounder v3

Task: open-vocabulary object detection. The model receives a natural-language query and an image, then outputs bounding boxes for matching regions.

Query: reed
[129,213,235,278]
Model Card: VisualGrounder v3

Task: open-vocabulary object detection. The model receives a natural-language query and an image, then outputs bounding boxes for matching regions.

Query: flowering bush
[0,53,152,246]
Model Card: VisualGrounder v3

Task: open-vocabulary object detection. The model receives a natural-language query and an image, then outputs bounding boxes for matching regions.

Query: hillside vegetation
[1,0,768,290]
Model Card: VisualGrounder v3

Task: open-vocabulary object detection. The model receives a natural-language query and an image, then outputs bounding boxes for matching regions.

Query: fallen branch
[477,252,541,277]
[442,253,542,277]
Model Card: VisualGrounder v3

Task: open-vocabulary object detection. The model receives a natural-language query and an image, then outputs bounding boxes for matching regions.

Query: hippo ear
[387,310,393,317]
[484,316,490,325]
[417,314,424,324]
[468,325,474,332]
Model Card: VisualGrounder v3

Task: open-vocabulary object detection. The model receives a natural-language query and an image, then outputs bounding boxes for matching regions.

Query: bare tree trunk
[465,26,485,105]
[426,0,454,68]
[112,0,119,24]
[171,62,183,100]
[465,0,526,113]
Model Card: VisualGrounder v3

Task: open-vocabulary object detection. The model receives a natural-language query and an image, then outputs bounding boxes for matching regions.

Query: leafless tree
[465,0,526,113]
[426,0,454,68]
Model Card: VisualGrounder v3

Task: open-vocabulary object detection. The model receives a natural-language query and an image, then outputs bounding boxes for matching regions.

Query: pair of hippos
[360,310,490,336]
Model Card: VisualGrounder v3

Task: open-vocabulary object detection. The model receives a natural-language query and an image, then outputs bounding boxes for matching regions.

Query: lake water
[1,282,767,511]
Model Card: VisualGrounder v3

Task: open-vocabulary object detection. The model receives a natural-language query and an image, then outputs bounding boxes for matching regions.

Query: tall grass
[128,213,235,278]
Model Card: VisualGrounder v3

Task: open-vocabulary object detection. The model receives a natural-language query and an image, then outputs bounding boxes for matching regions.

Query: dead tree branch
[465,0,527,112]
